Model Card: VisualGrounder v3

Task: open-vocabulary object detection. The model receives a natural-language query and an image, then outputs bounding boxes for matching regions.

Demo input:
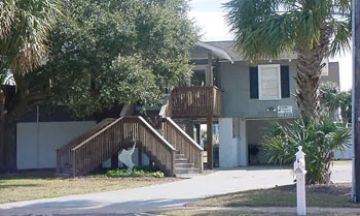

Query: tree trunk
[0,76,30,172]
[0,116,17,172]
[295,50,322,120]
[295,25,332,120]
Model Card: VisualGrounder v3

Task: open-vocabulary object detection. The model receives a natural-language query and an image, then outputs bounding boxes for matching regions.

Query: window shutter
[280,65,290,98]
[249,66,259,99]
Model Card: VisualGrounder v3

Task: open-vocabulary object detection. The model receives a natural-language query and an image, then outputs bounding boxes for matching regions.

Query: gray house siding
[219,60,300,119]
[321,62,340,87]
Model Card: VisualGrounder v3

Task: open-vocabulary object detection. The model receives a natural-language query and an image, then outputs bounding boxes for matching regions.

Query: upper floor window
[258,64,281,100]
[250,64,290,100]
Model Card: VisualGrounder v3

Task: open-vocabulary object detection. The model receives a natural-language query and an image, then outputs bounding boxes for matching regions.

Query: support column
[238,119,248,166]
[206,53,213,86]
[207,116,213,169]
[195,124,201,144]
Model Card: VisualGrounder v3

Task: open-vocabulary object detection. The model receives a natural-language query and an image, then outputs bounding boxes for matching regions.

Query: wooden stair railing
[56,118,114,174]
[162,117,204,172]
[122,117,176,176]
[57,116,177,177]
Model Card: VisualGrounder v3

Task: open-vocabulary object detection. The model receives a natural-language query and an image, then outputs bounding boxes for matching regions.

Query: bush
[105,167,164,178]
[262,114,350,184]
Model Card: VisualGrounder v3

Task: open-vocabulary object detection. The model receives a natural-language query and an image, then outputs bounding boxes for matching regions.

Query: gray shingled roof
[192,40,297,61]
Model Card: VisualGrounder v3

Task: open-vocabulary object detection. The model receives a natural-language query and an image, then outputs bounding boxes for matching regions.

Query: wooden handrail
[58,116,176,177]
[56,118,114,173]
[162,118,204,172]
[72,117,124,151]
[127,116,176,151]
[164,117,203,151]
[57,116,205,177]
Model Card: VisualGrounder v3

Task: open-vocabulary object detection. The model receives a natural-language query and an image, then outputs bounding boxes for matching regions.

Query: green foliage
[263,115,351,184]
[41,0,197,116]
[225,0,351,60]
[105,167,165,178]
[320,82,352,123]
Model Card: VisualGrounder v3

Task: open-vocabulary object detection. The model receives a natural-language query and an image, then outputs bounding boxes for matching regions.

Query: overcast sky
[188,0,352,91]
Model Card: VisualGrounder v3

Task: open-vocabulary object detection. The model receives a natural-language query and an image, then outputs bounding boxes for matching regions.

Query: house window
[258,64,281,100]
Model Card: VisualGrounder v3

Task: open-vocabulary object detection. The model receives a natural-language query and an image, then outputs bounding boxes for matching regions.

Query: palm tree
[0,0,60,171]
[319,82,352,124]
[0,0,59,73]
[263,114,351,184]
[225,0,351,120]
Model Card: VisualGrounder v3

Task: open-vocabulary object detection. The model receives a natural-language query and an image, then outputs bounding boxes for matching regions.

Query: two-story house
[9,40,341,175]
[170,40,340,168]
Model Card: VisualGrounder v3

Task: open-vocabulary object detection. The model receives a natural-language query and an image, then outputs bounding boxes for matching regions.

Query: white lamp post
[294,146,307,215]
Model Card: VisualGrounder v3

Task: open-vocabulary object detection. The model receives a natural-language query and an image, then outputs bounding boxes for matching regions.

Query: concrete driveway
[0,163,352,216]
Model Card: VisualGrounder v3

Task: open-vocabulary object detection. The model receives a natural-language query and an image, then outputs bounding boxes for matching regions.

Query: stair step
[175,154,186,160]
[175,162,194,168]
[174,167,200,175]
[175,158,189,163]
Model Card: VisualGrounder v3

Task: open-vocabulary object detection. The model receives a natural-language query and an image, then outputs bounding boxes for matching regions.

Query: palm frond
[262,114,350,184]
[0,0,62,73]
[225,0,351,60]
[0,0,15,39]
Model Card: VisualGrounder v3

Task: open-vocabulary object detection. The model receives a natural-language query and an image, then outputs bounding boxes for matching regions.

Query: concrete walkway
[0,163,352,215]
[0,168,293,215]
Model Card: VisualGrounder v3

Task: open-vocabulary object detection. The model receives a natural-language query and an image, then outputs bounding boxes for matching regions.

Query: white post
[294,146,307,216]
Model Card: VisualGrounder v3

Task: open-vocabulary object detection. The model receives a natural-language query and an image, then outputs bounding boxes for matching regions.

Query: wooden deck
[169,86,222,118]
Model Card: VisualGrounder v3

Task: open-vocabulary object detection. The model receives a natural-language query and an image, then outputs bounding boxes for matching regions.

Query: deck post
[207,116,213,169]
[195,124,201,144]
[207,53,213,86]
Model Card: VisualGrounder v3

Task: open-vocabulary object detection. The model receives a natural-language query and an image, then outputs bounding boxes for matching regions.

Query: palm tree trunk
[0,115,17,172]
[295,50,322,120]
[295,25,332,121]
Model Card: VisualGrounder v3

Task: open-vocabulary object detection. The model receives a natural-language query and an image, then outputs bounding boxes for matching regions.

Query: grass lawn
[0,170,175,204]
[161,183,360,216]
[164,210,360,216]
[189,183,358,208]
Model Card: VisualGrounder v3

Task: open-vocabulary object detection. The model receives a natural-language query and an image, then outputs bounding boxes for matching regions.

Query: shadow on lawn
[0,170,56,180]
[0,183,41,189]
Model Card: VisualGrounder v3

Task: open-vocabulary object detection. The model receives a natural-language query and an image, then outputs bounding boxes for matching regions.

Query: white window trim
[258,64,282,100]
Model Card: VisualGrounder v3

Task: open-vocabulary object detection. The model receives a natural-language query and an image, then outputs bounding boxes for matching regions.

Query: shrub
[262,114,351,184]
[105,168,164,178]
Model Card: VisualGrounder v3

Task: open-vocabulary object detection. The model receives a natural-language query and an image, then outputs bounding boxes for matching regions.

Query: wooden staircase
[56,116,204,177]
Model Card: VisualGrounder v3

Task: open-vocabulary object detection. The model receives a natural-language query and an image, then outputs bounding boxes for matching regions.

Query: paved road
[0,163,352,216]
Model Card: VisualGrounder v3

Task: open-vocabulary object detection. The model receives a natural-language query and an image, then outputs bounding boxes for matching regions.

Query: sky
[188,0,353,91]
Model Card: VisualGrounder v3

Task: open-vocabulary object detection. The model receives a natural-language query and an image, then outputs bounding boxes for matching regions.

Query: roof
[192,40,297,62]
[195,42,234,63]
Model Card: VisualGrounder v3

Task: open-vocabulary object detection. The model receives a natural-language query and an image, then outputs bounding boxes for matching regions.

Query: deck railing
[170,86,222,118]
[162,117,204,172]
